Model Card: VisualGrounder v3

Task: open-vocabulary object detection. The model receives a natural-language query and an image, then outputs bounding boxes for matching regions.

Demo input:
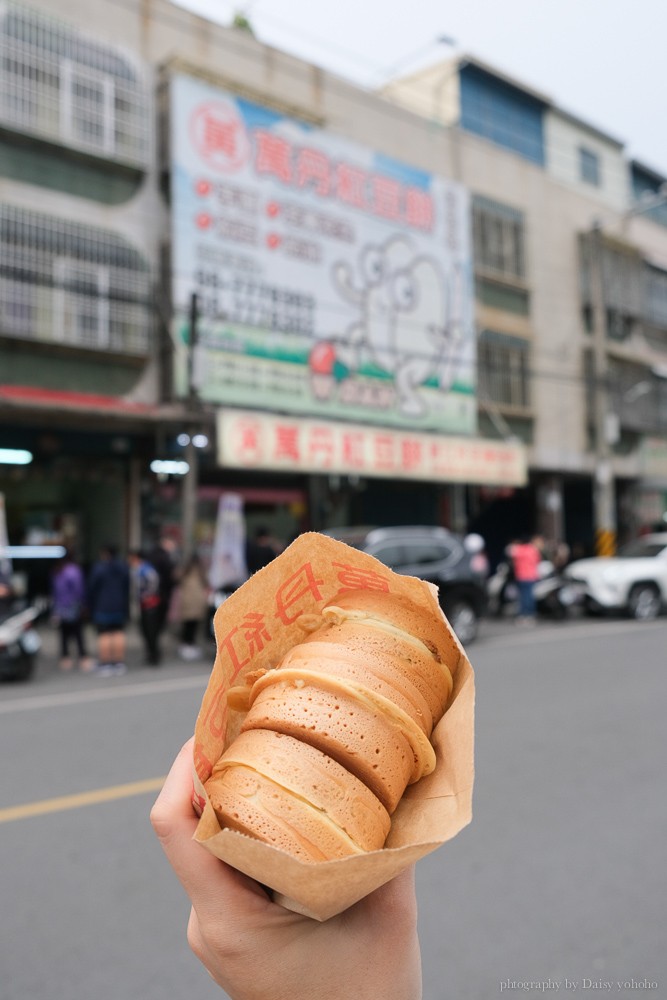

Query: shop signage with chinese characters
[170,74,476,435]
[217,410,527,486]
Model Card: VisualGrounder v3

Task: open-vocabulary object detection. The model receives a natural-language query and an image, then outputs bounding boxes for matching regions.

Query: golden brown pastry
[206,588,457,859]
[204,729,390,862]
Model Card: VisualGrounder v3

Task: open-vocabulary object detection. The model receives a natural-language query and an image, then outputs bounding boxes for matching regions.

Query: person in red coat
[508,534,543,622]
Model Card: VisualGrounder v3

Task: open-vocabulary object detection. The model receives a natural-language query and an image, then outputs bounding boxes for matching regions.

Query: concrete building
[1,2,666,581]
[383,54,667,557]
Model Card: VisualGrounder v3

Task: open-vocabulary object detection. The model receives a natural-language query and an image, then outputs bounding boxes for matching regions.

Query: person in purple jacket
[51,550,92,672]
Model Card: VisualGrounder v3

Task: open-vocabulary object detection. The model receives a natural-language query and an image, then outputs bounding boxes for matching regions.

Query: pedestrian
[50,549,92,672]
[148,535,177,639]
[128,550,162,667]
[508,533,543,623]
[0,565,13,610]
[151,738,422,1000]
[87,543,130,676]
[245,526,281,575]
[175,554,210,660]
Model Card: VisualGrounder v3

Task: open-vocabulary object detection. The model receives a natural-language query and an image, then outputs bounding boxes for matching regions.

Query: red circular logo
[189,101,250,174]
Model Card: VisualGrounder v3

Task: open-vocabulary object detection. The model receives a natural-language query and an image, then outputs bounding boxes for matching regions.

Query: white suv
[564,533,667,620]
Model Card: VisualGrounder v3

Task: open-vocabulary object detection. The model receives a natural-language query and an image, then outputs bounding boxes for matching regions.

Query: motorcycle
[0,603,42,682]
[533,567,584,620]
[486,561,519,617]
[487,560,583,620]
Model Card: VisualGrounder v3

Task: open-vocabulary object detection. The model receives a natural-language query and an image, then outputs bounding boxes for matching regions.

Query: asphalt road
[1,616,665,1000]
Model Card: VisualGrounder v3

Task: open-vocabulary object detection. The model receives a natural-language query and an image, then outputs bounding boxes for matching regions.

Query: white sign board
[217,409,527,486]
[170,74,476,434]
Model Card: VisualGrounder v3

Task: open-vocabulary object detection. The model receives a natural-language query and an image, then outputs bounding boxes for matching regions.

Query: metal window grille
[472,196,526,281]
[609,359,667,435]
[0,204,152,355]
[478,330,530,409]
[0,1,150,168]
[579,234,642,342]
[644,264,667,329]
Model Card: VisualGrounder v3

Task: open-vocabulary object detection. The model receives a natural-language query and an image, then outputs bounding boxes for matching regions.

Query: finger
[151,739,269,917]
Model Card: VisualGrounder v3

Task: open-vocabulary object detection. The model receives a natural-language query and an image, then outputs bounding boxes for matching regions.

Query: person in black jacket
[245,527,281,575]
[128,550,163,667]
[87,543,130,676]
[148,537,177,638]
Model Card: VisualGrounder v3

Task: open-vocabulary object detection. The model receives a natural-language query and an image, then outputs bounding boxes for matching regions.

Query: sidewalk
[33,618,216,680]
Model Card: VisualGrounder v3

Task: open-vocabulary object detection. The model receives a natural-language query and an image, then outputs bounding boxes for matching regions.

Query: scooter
[0,604,42,682]
[533,568,584,620]
[487,560,583,620]
[486,561,519,617]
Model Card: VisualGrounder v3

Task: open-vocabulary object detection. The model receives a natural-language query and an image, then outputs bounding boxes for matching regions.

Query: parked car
[563,533,667,620]
[323,525,488,645]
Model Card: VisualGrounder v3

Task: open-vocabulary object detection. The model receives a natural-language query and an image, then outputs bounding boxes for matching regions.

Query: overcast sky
[175,0,665,175]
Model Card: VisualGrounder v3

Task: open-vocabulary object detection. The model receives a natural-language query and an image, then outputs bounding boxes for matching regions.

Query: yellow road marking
[0,776,166,824]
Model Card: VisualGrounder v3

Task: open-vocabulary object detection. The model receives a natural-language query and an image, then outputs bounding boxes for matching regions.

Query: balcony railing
[0,204,152,356]
[0,276,151,355]
[0,3,150,170]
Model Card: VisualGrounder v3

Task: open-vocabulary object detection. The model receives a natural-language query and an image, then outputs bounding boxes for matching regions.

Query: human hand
[151,739,422,1000]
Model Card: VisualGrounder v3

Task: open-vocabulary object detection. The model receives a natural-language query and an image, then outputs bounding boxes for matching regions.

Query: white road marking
[0,674,208,714]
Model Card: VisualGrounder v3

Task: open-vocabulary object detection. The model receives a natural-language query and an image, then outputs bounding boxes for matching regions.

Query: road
[1,616,665,1000]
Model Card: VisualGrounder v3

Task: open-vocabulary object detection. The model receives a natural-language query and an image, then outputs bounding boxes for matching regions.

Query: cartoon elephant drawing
[331,235,466,417]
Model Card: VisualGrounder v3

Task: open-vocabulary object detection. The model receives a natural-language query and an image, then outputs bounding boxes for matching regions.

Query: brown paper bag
[192,532,475,921]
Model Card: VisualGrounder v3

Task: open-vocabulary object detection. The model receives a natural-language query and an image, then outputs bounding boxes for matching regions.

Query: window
[579,234,642,342]
[61,60,115,154]
[0,278,33,335]
[404,542,456,567]
[460,64,546,166]
[371,540,456,569]
[644,264,667,330]
[579,147,600,187]
[0,2,149,168]
[630,165,667,229]
[370,545,406,569]
[53,258,111,347]
[478,330,530,409]
[0,204,151,355]
[472,196,526,281]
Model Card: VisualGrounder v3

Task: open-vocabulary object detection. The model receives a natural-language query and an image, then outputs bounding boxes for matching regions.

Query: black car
[323,525,488,645]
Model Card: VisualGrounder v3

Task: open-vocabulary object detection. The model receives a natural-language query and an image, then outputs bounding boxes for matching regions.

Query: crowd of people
[47,528,283,676]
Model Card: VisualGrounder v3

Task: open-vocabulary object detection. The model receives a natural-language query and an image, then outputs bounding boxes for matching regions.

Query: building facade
[1,1,666,579]
[384,54,667,558]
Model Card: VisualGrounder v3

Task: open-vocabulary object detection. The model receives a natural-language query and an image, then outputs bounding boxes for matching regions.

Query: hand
[151,739,422,1000]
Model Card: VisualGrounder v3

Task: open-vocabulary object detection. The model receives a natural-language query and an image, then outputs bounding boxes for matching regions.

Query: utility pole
[589,224,617,556]
[181,292,199,561]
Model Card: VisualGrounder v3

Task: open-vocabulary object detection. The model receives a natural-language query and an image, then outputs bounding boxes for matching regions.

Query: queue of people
[48,539,181,675]
[46,528,284,676]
